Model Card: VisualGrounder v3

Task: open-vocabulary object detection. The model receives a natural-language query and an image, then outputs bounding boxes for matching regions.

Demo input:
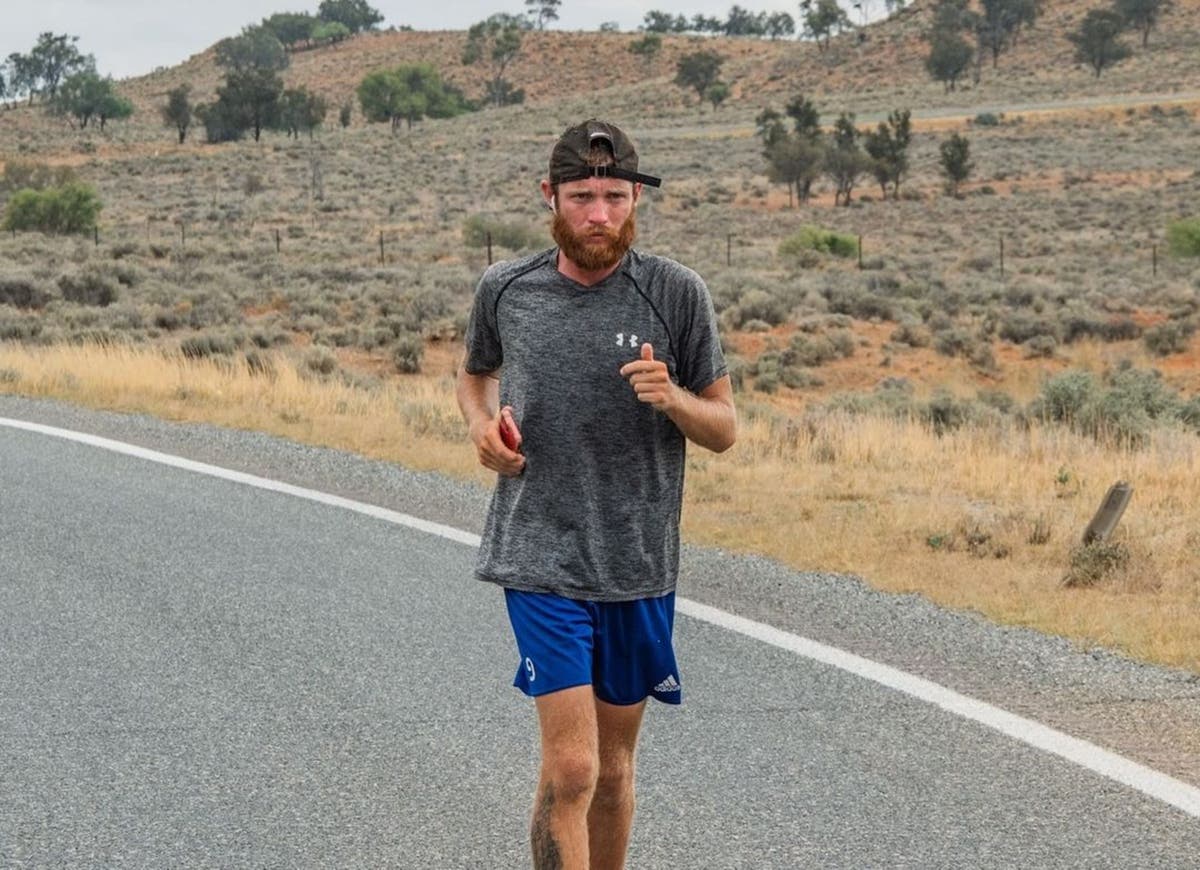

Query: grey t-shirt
[464,247,727,601]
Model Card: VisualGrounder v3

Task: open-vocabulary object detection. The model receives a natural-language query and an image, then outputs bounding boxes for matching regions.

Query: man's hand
[620,343,678,412]
[470,405,525,477]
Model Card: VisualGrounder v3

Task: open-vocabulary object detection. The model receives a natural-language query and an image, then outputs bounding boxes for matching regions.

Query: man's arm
[620,343,737,453]
[456,359,526,476]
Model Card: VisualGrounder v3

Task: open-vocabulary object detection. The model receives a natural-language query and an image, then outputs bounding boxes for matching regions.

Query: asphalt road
[2,402,1199,867]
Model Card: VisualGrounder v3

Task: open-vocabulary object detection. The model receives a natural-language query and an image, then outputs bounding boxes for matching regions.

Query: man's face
[546,177,640,273]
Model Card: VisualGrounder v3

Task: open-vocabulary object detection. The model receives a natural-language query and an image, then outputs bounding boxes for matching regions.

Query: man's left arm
[620,343,737,453]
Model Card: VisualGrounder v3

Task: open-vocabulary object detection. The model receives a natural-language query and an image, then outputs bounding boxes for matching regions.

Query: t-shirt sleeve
[675,272,727,395]
[463,268,503,375]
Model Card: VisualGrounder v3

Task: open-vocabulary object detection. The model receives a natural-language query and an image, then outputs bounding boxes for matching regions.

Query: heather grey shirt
[464,248,727,601]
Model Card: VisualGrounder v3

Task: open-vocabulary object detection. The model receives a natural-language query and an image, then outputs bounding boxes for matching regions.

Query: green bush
[1167,218,1200,258]
[462,214,544,251]
[58,269,118,307]
[393,332,424,374]
[2,182,102,235]
[779,225,858,260]
[1143,320,1194,356]
[1033,371,1096,424]
[973,112,1001,126]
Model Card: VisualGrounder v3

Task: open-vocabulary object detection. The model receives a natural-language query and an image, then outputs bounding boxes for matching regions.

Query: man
[456,119,736,870]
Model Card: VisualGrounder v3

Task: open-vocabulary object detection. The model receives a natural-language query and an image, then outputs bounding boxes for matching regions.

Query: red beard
[551,210,636,273]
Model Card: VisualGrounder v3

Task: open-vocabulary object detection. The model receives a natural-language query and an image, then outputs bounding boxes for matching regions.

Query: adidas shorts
[503,589,681,706]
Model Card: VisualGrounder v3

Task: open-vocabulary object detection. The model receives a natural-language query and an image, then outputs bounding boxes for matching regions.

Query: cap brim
[552,166,662,188]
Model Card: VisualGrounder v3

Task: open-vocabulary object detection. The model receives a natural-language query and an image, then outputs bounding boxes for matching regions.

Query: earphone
[547,196,557,214]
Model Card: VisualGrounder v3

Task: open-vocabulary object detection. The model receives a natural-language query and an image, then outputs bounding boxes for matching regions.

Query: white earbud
[547,197,557,214]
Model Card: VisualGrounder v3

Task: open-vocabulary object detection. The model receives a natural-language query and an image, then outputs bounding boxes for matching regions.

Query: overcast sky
[2,0,868,81]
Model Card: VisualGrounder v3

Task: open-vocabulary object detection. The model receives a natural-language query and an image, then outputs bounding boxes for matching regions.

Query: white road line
[4,414,1199,819]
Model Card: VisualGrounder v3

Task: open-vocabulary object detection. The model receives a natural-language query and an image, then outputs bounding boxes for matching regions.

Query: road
[2,400,1199,867]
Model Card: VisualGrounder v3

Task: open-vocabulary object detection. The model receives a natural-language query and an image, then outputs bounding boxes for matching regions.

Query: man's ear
[633,181,643,206]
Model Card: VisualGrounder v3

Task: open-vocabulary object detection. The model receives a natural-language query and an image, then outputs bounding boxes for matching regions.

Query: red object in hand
[499,408,521,452]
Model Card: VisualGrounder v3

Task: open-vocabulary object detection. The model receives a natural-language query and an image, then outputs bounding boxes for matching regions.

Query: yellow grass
[3,342,1198,672]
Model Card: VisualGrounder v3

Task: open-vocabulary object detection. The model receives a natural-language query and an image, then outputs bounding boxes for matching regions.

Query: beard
[551,210,636,273]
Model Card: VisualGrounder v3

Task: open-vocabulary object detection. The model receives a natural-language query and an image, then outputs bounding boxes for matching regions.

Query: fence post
[487,231,493,266]
[1153,244,1158,277]
[94,226,99,247]
[999,235,1004,278]
[379,230,385,265]
[1082,481,1133,545]
[275,228,281,253]
[180,222,186,247]
[858,235,863,270]
[726,233,732,267]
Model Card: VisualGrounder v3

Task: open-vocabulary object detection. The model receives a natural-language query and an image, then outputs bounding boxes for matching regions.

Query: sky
[1,0,879,81]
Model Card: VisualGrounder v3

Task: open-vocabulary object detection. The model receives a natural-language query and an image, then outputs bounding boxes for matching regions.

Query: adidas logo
[654,675,681,693]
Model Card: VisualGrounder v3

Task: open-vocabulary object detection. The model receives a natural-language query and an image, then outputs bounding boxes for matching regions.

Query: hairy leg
[533,685,599,869]
[587,698,647,870]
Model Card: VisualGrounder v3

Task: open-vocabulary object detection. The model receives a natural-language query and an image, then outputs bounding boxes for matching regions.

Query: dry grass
[3,342,1198,673]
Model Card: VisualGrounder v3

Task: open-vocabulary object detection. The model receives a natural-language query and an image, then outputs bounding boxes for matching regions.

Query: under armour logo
[615,332,639,348]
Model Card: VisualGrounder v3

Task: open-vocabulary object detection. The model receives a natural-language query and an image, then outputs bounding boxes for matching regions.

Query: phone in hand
[499,408,521,452]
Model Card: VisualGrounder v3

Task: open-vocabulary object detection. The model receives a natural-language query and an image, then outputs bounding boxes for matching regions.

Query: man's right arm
[456,359,525,477]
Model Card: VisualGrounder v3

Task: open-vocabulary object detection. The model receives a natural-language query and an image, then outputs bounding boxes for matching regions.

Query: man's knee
[593,754,635,808]
[543,748,599,802]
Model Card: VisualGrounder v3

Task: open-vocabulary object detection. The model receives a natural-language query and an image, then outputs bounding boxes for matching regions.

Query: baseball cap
[548,119,662,188]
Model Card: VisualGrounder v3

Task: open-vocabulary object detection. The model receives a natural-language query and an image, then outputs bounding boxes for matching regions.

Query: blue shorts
[504,589,681,706]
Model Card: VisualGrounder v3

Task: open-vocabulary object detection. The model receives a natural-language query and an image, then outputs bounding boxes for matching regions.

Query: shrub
[1023,335,1058,358]
[304,346,338,375]
[393,332,424,373]
[462,214,544,251]
[890,320,931,348]
[2,182,102,235]
[1063,541,1129,588]
[1143,320,1194,356]
[973,112,1001,126]
[1166,218,1200,258]
[1033,371,1096,424]
[779,225,858,260]
[999,310,1059,344]
[58,269,118,307]
[731,289,788,327]
[933,326,977,358]
[180,332,238,359]
[0,275,53,309]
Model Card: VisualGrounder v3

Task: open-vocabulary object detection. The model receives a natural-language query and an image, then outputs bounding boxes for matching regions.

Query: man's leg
[532,685,599,870]
[587,697,647,870]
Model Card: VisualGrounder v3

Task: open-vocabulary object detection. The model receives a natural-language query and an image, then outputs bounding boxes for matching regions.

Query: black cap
[548,119,662,188]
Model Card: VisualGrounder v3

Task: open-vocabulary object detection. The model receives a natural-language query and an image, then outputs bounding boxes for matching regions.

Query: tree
[216,26,288,73]
[277,87,327,138]
[52,71,131,130]
[705,81,731,111]
[628,34,662,69]
[825,113,870,206]
[785,94,822,139]
[802,0,850,51]
[162,84,193,144]
[939,132,973,196]
[724,6,768,36]
[674,50,724,104]
[1068,9,1133,77]
[765,12,797,39]
[463,15,526,108]
[766,136,824,207]
[1115,0,1172,47]
[52,71,108,128]
[28,32,91,101]
[643,10,688,32]
[358,64,467,132]
[261,12,320,48]
[317,0,384,33]
[863,109,912,200]
[692,14,724,33]
[525,0,561,30]
[219,68,284,141]
[975,0,1038,68]
[926,27,974,91]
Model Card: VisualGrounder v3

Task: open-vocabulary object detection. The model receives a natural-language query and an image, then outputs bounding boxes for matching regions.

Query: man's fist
[619,342,677,412]
[472,405,525,477]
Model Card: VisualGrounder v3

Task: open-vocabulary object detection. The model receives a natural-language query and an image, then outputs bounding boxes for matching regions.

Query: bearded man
[456,119,737,870]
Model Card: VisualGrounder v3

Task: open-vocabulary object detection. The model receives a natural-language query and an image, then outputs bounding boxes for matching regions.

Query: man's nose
[586,200,612,223]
